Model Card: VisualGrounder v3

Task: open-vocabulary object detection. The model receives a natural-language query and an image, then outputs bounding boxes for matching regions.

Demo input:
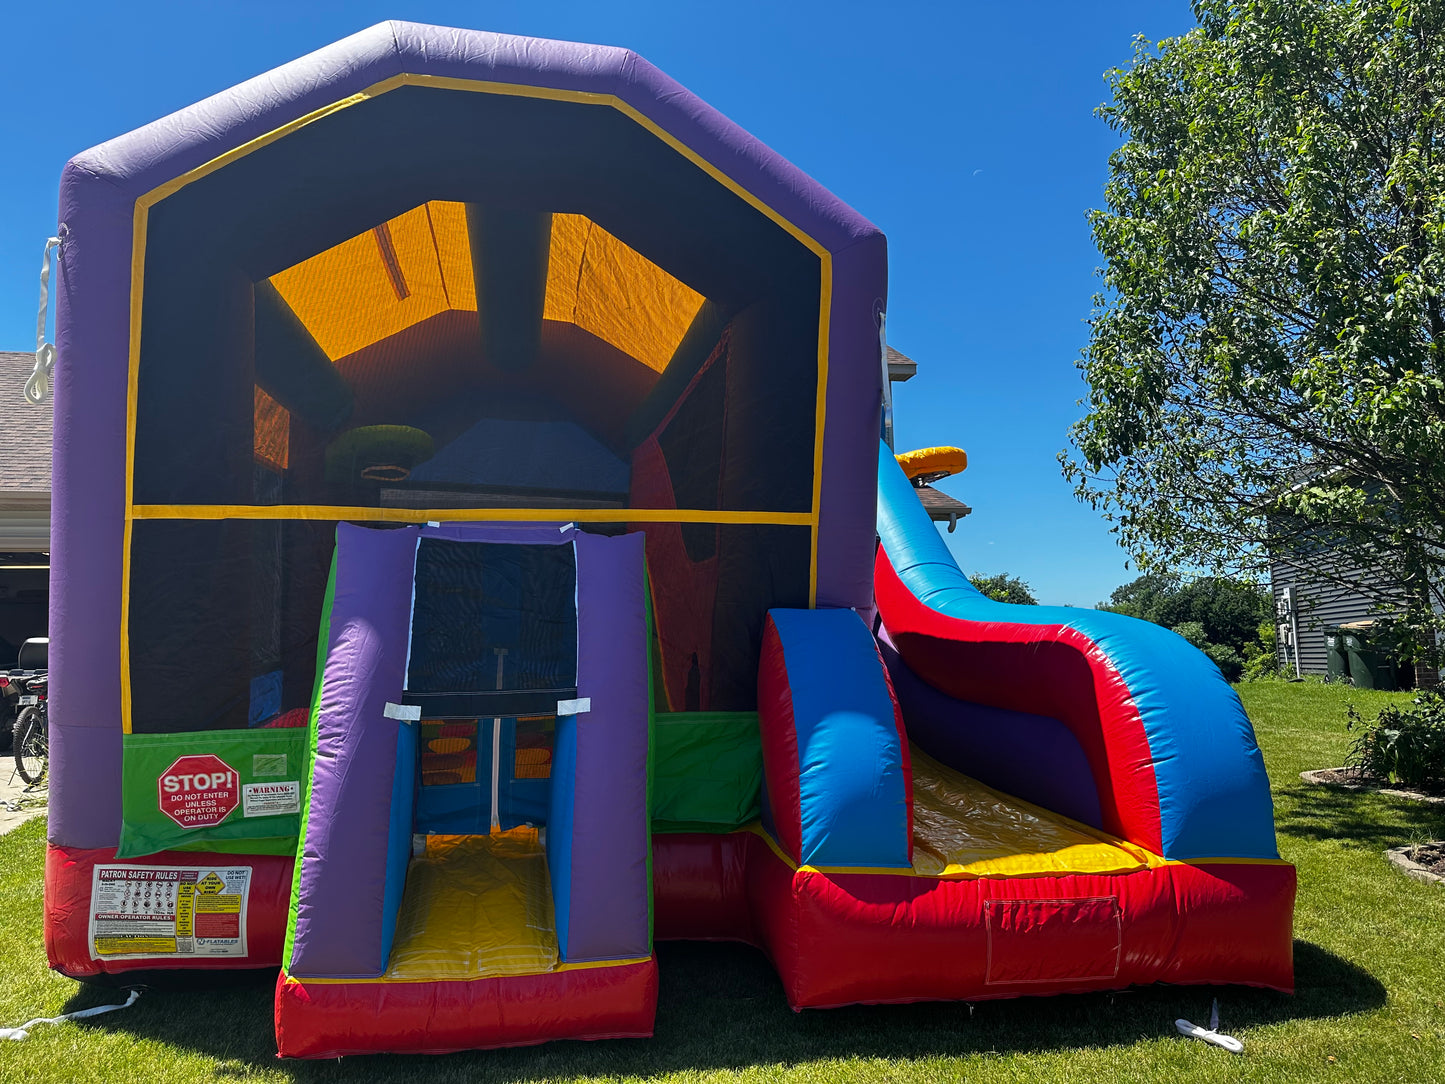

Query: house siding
[1,351,53,553]
[1270,553,1399,675]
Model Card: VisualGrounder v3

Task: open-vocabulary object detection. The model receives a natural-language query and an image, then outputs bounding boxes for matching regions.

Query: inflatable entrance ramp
[274,523,652,1054]
[40,20,1292,1059]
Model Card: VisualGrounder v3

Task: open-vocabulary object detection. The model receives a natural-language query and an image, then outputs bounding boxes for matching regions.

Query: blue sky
[0,1,1197,605]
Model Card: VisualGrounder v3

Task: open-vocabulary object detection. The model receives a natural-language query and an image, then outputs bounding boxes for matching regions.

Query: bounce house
[40,23,1295,1058]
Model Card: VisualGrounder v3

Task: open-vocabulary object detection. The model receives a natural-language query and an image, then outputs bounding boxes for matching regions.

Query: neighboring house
[1269,551,1394,677]
[1265,468,1435,681]
[0,351,51,666]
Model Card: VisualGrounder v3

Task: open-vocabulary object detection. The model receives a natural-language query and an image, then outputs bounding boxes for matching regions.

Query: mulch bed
[1407,842,1445,878]
[1300,766,1445,803]
[1304,769,1445,884]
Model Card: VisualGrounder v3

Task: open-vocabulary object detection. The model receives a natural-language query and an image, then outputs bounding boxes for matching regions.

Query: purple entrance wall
[286,522,651,975]
[288,523,419,978]
[556,531,651,961]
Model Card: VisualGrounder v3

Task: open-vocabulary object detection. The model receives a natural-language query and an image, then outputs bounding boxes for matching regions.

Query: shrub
[1242,619,1281,681]
[1346,692,1445,789]
[1204,643,1246,683]
[1243,650,1280,681]
[1171,621,1207,648]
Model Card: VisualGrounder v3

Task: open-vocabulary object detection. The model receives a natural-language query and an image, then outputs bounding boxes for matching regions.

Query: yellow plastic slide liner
[895,446,968,482]
[909,748,1161,879]
[384,828,558,981]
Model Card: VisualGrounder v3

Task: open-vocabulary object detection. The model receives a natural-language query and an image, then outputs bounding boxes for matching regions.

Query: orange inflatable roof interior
[270,202,706,372]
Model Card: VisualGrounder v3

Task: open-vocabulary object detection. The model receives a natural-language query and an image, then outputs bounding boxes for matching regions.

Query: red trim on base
[49,832,1293,1051]
[45,844,294,977]
[658,832,1295,1009]
[274,958,659,1058]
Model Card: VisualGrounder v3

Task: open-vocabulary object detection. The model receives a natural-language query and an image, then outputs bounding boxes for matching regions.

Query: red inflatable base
[45,844,295,978]
[274,958,659,1058]
[47,829,1292,1044]
[655,831,1295,1008]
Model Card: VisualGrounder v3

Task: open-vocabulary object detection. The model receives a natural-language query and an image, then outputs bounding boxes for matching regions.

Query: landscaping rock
[1386,843,1445,886]
[1299,767,1445,804]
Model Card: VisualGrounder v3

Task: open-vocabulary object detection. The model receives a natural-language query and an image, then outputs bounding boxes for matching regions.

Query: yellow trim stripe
[130,505,814,526]
[741,823,1290,880]
[283,955,653,986]
[1173,855,1294,867]
[121,192,149,735]
[122,71,835,735]
[808,254,832,607]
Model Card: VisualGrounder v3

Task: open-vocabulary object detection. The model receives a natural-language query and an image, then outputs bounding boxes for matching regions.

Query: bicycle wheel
[13,706,47,786]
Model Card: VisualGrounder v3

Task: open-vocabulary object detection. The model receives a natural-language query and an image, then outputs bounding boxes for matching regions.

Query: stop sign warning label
[159,755,240,829]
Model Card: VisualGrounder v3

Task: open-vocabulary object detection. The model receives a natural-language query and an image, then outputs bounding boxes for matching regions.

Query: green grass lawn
[3,682,1444,1082]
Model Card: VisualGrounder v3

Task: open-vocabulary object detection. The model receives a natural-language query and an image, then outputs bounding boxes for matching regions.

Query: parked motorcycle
[0,637,47,754]
[12,673,48,786]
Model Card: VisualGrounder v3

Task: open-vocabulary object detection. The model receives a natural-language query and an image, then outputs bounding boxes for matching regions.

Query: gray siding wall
[1270,552,1400,675]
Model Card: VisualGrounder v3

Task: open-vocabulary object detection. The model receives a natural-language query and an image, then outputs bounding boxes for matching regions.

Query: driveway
[0,762,46,836]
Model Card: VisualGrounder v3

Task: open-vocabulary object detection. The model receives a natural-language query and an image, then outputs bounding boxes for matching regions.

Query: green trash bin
[1339,621,1399,691]
[1324,628,1349,682]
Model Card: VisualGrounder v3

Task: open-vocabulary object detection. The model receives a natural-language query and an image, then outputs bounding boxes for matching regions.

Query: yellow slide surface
[910,748,1161,879]
[384,828,559,981]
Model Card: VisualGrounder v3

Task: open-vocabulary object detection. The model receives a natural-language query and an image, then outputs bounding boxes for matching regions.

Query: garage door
[0,495,50,552]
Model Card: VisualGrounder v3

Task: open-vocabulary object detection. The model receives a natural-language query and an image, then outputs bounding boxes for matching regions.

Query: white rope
[1174,998,1243,1054]
[1,988,141,1041]
[25,236,62,405]
[878,310,894,450]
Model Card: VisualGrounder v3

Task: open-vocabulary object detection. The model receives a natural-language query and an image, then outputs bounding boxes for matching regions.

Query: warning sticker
[242,780,300,818]
[88,865,251,960]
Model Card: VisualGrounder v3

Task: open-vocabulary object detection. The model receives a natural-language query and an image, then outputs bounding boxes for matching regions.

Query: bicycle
[13,674,47,786]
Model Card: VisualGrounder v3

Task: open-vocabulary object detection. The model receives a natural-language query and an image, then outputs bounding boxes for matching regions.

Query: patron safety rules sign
[88,865,251,960]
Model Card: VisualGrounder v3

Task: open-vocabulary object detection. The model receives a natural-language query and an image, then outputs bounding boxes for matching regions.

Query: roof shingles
[0,352,53,492]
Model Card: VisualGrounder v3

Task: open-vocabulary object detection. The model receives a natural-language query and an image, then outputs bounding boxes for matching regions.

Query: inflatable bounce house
[40,22,1295,1058]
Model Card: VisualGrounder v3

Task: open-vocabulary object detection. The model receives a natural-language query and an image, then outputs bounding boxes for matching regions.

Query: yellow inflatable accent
[384,829,558,980]
[895,446,967,482]
[269,202,704,371]
[427,737,473,755]
[909,748,1160,879]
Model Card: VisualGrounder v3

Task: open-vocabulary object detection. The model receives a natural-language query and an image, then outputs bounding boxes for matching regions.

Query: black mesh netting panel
[406,539,577,694]
[632,522,811,713]
[128,517,336,733]
[130,86,821,517]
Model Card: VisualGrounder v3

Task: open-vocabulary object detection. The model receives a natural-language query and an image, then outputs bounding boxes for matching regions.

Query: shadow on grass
[1275,780,1445,849]
[60,939,1385,1081]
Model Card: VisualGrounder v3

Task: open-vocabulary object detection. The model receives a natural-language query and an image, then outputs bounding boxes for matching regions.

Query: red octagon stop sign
[158,755,240,830]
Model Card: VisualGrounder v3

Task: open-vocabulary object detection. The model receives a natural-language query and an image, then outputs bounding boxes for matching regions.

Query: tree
[1152,577,1271,652]
[1100,573,1269,660]
[1100,572,1180,621]
[1062,0,1445,663]
[969,573,1039,606]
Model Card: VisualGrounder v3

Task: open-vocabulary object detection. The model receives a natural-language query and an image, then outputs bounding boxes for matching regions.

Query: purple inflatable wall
[49,21,887,851]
